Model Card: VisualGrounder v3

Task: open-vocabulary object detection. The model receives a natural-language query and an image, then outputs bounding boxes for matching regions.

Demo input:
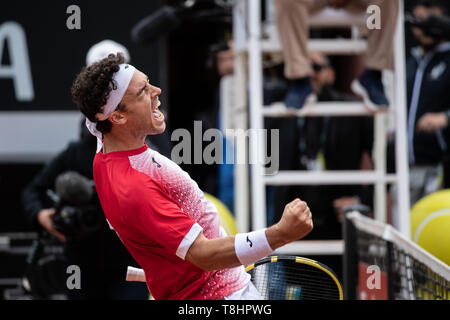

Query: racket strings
[270,264,339,287]
[250,260,341,300]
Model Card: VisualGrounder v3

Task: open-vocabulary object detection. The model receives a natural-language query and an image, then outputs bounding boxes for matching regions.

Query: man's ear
[109,111,127,126]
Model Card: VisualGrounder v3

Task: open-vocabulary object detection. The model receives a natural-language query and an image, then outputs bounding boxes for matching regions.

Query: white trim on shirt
[176,222,203,260]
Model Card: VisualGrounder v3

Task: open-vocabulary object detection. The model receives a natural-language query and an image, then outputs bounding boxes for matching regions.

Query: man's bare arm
[185,198,313,271]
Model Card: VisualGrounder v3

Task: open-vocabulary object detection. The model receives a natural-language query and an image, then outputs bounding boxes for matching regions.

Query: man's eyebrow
[136,77,149,96]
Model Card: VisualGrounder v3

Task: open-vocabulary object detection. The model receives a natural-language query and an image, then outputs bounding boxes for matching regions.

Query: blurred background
[1,0,450,300]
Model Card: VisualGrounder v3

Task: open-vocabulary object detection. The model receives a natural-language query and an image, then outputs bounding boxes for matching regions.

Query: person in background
[390,0,450,227]
[271,52,374,280]
[195,39,235,211]
[282,52,374,239]
[273,0,398,111]
[303,52,374,230]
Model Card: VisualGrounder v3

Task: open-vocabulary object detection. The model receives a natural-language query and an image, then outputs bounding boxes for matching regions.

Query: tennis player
[71,53,313,300]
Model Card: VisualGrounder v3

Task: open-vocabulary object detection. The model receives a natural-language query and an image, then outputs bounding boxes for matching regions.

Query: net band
[346,211,450,300]
[347,211,450,281]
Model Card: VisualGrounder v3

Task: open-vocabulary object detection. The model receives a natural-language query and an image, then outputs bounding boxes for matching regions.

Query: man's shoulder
[96,161,165,210]
[123,165,165,198]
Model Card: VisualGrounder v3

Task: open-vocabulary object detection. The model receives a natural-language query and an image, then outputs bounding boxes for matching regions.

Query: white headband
[85,63,136,151]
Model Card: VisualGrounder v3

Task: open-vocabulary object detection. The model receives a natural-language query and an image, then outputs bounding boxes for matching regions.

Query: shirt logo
[430,62,446,80]
[246,236,253,248]
[152,157,161,168]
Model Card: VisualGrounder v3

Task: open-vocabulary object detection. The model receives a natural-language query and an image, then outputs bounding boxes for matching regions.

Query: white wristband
[234,229,274,266]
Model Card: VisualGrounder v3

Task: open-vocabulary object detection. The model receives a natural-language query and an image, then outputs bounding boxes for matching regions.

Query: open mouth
[152,99,164,121]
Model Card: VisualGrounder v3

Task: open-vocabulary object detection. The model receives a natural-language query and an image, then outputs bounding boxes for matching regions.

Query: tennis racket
[126,255,343,300]
[245,255,343,300]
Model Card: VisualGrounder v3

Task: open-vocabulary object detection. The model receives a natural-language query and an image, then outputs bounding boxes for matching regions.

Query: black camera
[47,171,103,242]
[131,0,231,44]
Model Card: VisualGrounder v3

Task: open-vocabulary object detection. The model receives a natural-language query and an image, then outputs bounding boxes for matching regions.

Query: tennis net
[344,211,450,300]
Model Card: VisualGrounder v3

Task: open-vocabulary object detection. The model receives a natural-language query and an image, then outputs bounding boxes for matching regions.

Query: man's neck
[102,131,146,154]
[420,40,444,56]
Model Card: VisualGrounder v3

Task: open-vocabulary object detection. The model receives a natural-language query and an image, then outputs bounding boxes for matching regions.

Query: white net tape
[347,211,450,282]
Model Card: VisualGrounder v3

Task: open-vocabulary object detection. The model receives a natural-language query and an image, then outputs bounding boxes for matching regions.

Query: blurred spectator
[273,52,374,238]
[307,52,374,228]
[21,40,150,299]
[273,0,398,111]
[86,39,131,66]
[194,39,236,211]
[390,0,450,227]
[211,40,235,78]
[271,52,374,279]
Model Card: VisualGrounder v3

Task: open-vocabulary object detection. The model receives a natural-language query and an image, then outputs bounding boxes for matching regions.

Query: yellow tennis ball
[204,192,239,235]
[410,189,450,265]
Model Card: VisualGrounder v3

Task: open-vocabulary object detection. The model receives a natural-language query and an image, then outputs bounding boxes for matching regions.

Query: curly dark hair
[71,53,127,134]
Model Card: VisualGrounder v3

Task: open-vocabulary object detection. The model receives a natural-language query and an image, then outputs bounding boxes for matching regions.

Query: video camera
[20,172,103,299]
[131,0,232,44]
[46,171,103,242]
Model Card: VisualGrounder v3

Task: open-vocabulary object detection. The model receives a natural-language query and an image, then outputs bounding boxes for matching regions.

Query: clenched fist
[278,198,313,243]
[266,198,313,250]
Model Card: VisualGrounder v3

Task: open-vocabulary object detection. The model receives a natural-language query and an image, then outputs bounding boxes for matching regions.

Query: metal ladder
[231,0,411,255]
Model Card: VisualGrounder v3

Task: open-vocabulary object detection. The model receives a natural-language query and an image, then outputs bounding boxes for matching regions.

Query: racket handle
[126,266,146,282]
